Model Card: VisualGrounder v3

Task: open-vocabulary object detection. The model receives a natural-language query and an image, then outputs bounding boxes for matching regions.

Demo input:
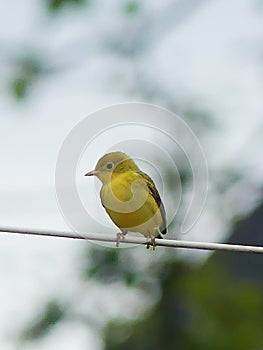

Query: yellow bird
[85,151,167,248]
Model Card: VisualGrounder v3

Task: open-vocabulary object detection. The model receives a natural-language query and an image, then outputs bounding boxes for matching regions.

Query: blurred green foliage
[10,57,43,100]
[83,248,138,286]
[123,1,140,15]
[103,260,263,350]
[47,0,86,13]
[21,299,65,340]
[10,78,28,100]
[20,246,263,350]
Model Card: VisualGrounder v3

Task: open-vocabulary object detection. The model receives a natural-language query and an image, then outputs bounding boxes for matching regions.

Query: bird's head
[85,151,139,184]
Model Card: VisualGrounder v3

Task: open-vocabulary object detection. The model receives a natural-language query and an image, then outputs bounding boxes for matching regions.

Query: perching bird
[85,151,167,249]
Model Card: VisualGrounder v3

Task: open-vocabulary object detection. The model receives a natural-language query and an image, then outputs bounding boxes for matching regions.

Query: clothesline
[0,225,262,254]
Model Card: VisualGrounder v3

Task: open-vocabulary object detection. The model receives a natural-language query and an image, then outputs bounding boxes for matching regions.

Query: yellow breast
[100,172,162,234]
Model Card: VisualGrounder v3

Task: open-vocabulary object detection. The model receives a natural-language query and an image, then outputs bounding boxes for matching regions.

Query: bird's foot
[116,232,126,247]
[146,236,156,251]
[146,238,151,250]
[151,237,156,251]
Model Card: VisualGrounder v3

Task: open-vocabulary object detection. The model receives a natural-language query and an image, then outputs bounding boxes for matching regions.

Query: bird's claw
[146,239,151,250]
[116,232,125,247]
[146,237,156,251]
[151,237,156,251]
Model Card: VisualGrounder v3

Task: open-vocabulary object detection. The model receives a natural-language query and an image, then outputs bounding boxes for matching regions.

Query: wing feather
[137,171,167,236]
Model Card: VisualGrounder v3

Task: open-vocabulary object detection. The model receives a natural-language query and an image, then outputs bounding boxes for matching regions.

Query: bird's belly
[100,177,163,235]
[105,198,161,234]
[107,206,150,228]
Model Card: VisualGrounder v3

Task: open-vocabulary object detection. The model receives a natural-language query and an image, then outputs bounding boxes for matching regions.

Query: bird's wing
[137,171,167,235]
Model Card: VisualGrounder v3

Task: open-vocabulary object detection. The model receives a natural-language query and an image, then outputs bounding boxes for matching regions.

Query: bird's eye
[106,162,113,170]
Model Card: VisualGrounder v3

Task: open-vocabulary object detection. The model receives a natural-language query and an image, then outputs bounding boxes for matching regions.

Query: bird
[85,151,167,249]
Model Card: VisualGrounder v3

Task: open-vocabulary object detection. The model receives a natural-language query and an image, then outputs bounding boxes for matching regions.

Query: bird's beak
[84,170,100,176]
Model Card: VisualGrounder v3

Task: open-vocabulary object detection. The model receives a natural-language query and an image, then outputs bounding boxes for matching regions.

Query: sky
[0,0,263,349]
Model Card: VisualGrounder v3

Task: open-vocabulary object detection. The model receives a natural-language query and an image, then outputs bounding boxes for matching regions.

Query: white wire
[0,225,262,254]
